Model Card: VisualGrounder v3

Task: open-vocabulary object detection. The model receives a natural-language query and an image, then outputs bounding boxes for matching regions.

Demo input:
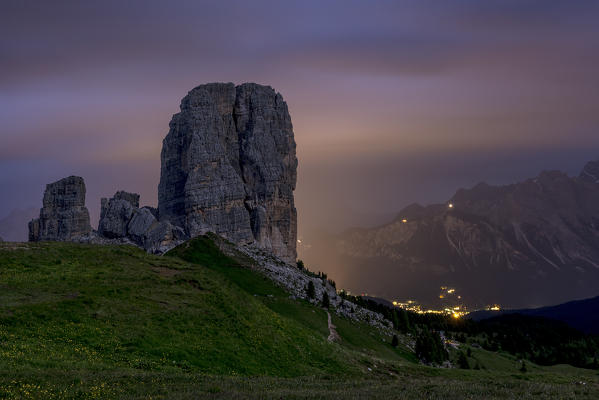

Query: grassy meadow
[0,238,597,399]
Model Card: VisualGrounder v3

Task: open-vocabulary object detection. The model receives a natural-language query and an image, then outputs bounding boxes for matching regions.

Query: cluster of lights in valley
[391,286,501,319]
[301,202,503,318]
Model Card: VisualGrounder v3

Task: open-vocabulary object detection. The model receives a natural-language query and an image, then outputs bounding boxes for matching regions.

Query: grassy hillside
[1,238,598,399]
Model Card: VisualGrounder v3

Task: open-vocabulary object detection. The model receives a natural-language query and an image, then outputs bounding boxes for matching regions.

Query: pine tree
[391,334,399,348]
[520,360,527,373]
[322,290,330,308]
[415,330,448,364]
[306,281,315,299]
[296,259,304,270]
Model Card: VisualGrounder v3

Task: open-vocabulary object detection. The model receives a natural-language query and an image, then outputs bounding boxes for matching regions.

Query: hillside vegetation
[0,239,598,399]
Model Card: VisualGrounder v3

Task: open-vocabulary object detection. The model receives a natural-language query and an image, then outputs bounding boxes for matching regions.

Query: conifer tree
[306,281,315,299]
[322,290,330,308]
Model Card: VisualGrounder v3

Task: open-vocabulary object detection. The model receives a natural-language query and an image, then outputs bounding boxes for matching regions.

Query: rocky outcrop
[143,220,187,254]
[206,233,392,332]
[158,82,297,263]
[26,82,298,260]
[127,207,156,244]
[28,176,92,241]
[98,191,140,238]
[26,178,186,254]
[580,160,599,183]
[97,191,186,253]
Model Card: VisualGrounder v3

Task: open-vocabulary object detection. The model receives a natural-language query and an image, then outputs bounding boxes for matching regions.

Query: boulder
[144,220,187,254]
[28,176,92,241]
[114,191,140,207]
[98,191,139,239]
[95,190,185,253]
[127,207,157,245]
[158,82,297,262]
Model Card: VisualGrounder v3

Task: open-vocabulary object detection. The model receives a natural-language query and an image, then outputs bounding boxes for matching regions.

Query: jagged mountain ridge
[334,161,599,308]
[580,160,599,183]
[469,295,599,335]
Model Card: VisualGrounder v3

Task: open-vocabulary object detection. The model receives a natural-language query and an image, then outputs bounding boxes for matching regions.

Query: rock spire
[158,83,297,262]
[28,176,92,241]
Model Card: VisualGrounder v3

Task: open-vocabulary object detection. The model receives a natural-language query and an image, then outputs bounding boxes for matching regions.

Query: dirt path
[327,311,340,342]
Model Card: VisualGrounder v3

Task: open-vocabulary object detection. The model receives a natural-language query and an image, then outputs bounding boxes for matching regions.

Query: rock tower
[158,83,297,262]
[28,176,92,241]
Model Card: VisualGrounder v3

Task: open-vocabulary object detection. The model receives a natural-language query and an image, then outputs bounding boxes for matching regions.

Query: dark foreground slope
[1,239,598,399]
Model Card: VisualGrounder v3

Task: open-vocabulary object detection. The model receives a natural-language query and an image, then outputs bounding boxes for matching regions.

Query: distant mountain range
[469,295,599,335]
[0,207,38,242]
[301,160,599,309]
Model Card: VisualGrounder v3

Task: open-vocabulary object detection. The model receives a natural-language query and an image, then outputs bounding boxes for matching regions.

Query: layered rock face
[158,83,297,262]
[28,176,92,241]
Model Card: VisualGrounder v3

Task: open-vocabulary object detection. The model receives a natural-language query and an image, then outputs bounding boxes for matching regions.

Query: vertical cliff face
[158,83,297,262]
[28,176,92,241]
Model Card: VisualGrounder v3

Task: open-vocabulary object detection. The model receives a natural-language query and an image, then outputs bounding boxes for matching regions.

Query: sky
[2,0,599,236]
